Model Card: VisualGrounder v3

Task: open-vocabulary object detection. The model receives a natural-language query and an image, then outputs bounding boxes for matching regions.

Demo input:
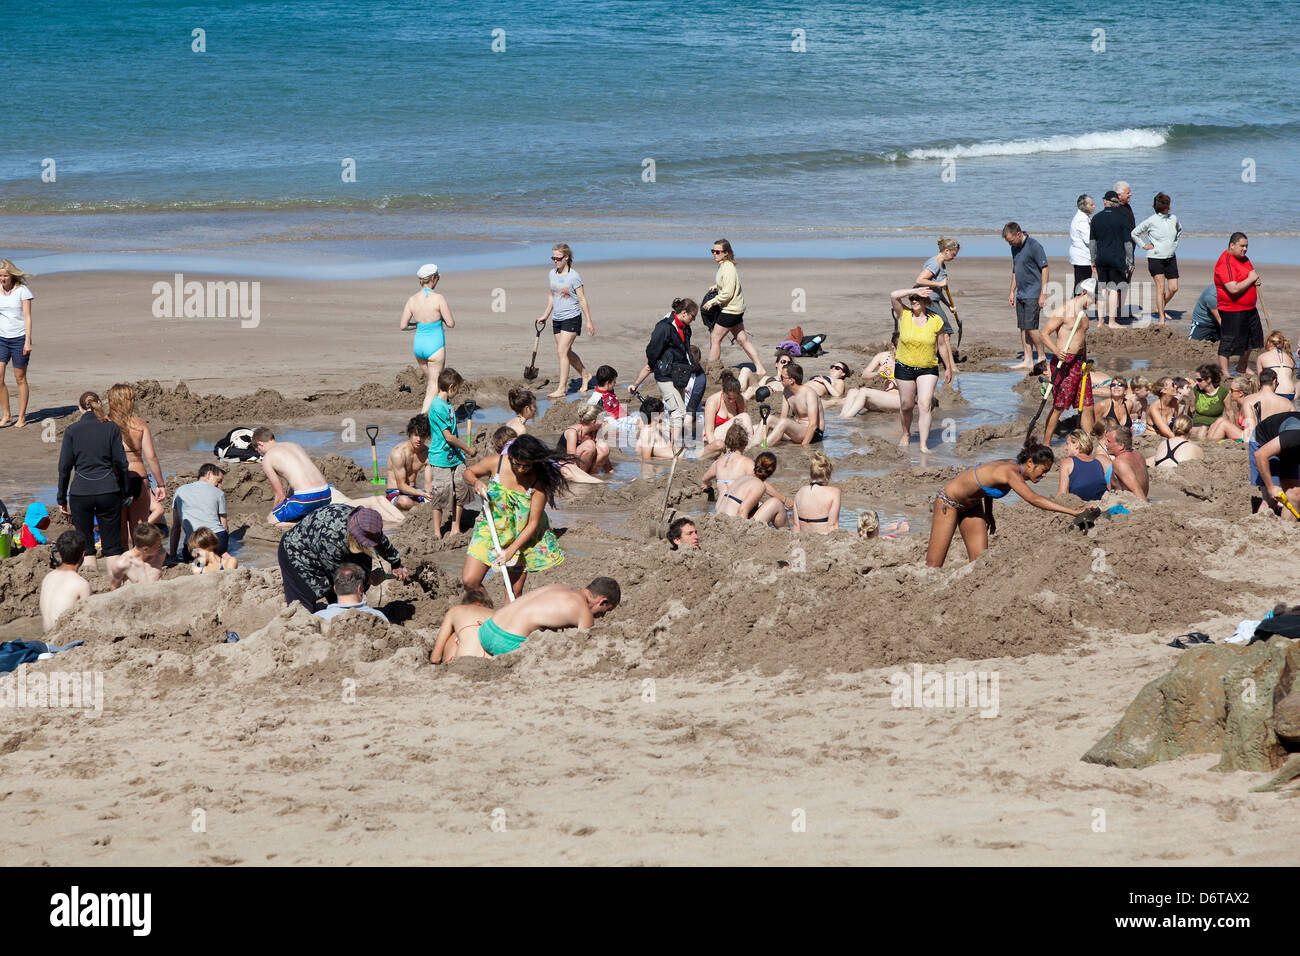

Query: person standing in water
[400,263,457,414]
[536,243,595,399]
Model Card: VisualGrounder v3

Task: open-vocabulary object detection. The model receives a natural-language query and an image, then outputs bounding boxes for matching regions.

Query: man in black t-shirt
[1089,191,1133,330]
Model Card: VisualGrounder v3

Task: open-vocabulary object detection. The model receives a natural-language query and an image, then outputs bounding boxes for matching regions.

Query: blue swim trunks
[271,485,332,523]
[477,616,529,656]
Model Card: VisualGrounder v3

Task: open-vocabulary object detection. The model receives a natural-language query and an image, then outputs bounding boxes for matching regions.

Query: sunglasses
[551,256,564,262]
[711,249,723,254]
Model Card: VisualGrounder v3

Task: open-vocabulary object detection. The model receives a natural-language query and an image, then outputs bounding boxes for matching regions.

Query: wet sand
[2,255,1298,864]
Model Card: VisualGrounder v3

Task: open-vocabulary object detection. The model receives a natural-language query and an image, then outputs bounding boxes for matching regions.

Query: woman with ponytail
[926,441,1089,568]
[57,391,130,565]
[916,237,961,324]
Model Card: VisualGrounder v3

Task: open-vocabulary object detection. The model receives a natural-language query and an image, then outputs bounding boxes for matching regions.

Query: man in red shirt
[1213,232,1262,375]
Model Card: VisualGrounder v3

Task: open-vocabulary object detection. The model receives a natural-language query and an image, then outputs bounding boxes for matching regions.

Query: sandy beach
[3,254,1299,865]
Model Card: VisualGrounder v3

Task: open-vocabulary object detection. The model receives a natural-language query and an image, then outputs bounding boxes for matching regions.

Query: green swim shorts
[478,616,529,656]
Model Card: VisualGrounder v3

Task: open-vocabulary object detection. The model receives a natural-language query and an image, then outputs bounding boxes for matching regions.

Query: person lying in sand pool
[1145,415,1202,469]
[450,578,621,658]
[840,336,902,418]
[1055,428,1110,501]
[188,526,238,572]
[765,361,825,447]
[463,434,569,599]
[668,516,699,550]
[40,530,91,632]
[793,451,841,534]
[927,442,1089,567]
[430,588,495,662]
[805,362,852,404]
[1188,364,1229,439]
[715,450,791,527]
[737,349,793,400]
[1094,377,1135,432]
[857,511,908,540]
[557,405,610,481]
[251,427,332,526]
[384,415,432,510]
[107,522,165,589]
[504,386,537,436]
[1103,426,1149,501]
[701,372,756,456]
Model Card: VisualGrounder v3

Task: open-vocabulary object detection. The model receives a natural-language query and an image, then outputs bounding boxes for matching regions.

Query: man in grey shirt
[1003,221,1049,371]
[315,563,390,623]
[170,463,230,560]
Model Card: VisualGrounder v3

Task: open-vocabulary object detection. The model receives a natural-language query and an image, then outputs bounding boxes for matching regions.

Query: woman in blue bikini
[400,263,457,414]
[926,443,1088,567]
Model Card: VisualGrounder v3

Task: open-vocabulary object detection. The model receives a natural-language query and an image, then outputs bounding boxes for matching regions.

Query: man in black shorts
[1251,411,1300,518]
[1089,191,1133,330]
[1003,222,1049,371]
[1213,232,1263,375]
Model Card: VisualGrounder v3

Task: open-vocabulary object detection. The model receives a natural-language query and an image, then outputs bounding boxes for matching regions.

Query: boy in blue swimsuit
[252,427,334,527]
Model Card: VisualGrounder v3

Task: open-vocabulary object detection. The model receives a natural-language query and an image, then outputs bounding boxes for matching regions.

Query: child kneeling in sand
[188,526,238,573]
[107,522,165,589]
[252,427,333,527]
[40,530,92,632]
[444,579,621,659]
[429,588,495,663]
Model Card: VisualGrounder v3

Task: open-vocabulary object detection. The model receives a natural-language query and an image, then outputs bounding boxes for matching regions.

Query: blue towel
[1107,504,1131,516]
[0,641,46,675]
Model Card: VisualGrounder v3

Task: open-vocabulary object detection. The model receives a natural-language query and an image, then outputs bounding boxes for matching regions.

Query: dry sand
[2,255,1298,865]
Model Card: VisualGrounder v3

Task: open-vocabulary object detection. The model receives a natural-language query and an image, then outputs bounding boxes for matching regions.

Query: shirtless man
[765,361,824,446]
[429,589,495,662]
[1103,426,1149,501]
[40,531,92,631]
[251,427,332,526]
[1252,411,1300,519]
[400,264,457,414]
[385,415,432,511]
[451,578,621,658]
[106,522,165,589]
[1242,369,1294,434]
[1032,277,1097,444]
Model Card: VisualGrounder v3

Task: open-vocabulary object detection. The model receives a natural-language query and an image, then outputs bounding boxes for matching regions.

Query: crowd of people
[8,203,1291,653]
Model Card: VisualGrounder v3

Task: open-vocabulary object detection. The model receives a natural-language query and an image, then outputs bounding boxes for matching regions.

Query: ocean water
[3,0,1298,270]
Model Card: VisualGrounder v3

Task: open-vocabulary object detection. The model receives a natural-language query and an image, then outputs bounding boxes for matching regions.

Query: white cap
[416,263,439,279]
[1077,277,1097,297]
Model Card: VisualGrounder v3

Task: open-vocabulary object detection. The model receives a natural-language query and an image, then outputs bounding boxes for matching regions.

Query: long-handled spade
[523,319,544,383]
[479,490,517,605]
[759,403,772,448]
[365,425,386,486]
[943,286,965,362]
[1258,289,1273,338]
[456,400,480,443]
[659,433,687,524]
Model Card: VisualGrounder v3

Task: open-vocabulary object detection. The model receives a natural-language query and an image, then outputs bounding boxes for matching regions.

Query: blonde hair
[1266,330,1291,354]
[0,259,30,284]
[552,242,574,266]
[577,404,601,426]
[936,237,960,253]
[809,450,833,484]
[107,383,141,455]
[1230,375,1256,394]
[857,511,880,538]
[1172,415,1193,436]
[1068,429,1094,455]
[1131,376,1151,390]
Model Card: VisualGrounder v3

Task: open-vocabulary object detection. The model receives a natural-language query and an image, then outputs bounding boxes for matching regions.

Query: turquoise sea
[3,0,1298,272]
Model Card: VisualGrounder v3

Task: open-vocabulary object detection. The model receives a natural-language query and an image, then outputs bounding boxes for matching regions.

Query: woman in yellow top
[890,287,956,452]
[706,239,767,375]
